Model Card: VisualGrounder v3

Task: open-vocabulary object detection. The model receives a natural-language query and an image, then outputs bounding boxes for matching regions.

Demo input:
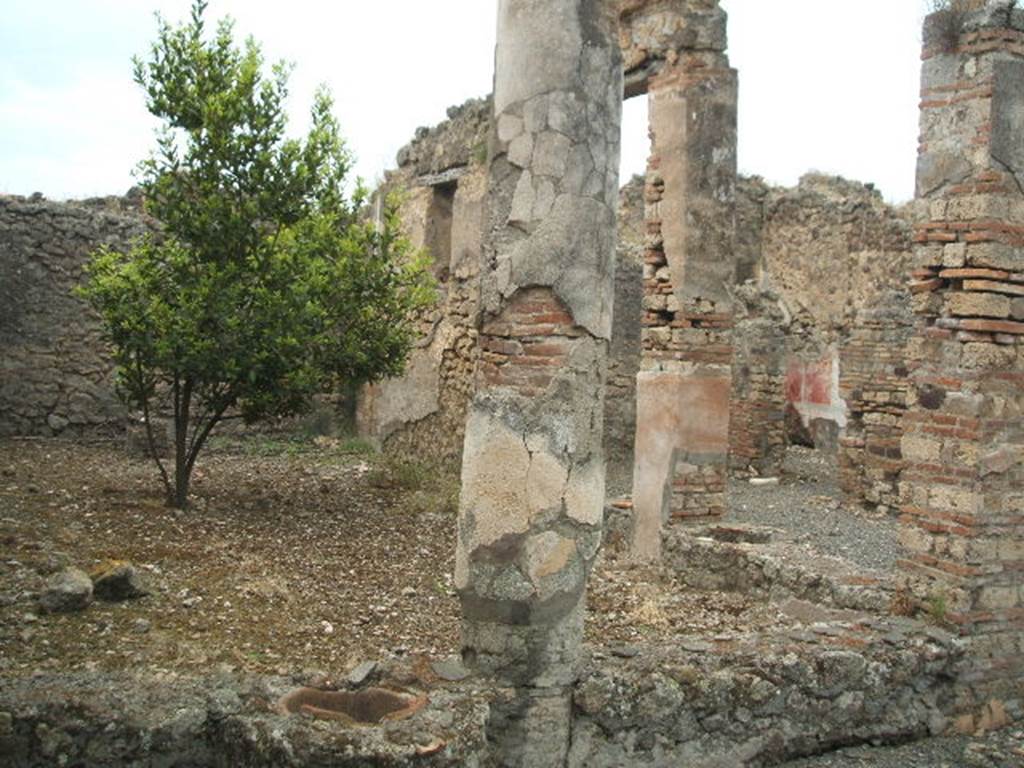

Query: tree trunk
[169,377,193,509]
[171,415,190,508]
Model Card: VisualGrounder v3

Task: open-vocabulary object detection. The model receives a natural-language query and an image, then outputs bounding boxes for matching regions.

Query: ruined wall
[364,140,917,481]
[760,174,913,447]
[0,194,149,437]
[355,99,490,465]
[900,0,1024,725]
[728,284,787,476]
[629,173,914,473]
[759,173,913,344]
[358,109,647,481]
[839,290,914,513]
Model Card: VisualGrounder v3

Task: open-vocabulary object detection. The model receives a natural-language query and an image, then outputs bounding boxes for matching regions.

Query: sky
[0,1,930,204]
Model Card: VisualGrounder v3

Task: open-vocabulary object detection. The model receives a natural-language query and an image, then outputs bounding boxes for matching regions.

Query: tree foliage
[80,0,433,508]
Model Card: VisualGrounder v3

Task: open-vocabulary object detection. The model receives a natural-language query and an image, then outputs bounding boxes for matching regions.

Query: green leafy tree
[80,0,433,508]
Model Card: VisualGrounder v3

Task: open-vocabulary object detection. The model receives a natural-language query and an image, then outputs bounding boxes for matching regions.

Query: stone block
[902,435,942,463]
[943,242,967,267]
[968,242,1024,272]
[977,586,1020,611]
[1010,297,1024,320]
[960,340,1017,370]
[946,291,1011,319]
[928,485,982,516]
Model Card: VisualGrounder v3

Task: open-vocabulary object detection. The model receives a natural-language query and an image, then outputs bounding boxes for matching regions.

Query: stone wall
[572,622,961,767]
[758,173,913,347]
[0,624,965,768]
[356,120,647,484]
[758,174,913,452]
[362,130,918,485]
[839,290,915,513]
[900,0,1024,725]
[724,175,915,470]
[355,99,490,465]
[0,194,149,437]
[728,284,787,476]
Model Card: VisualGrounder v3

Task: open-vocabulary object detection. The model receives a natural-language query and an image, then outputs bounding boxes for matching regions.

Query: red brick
[959,318,1024,335]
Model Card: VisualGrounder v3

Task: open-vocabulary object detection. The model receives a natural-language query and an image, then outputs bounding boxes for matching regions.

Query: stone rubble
[37,567,93,614]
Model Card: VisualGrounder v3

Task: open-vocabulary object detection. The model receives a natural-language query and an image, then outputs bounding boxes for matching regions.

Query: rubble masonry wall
[0,194,149,438]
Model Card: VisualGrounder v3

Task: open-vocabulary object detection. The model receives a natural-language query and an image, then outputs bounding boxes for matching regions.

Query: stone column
[628,4,737,560]
[902,0,1024,727]
[454,0,621,763]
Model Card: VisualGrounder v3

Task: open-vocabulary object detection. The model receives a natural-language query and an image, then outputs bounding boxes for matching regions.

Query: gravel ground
[0,436,791,679]
[0,436,464,677]
[780,728,1024,767]
[2,438,1021,764]
[728,446,901,575]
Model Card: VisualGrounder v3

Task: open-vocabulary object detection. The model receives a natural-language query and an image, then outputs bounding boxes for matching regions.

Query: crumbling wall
[357,111,647,481]
[0,193,149,437]
[355,99,490,464]
[759,173,913,345]
[364,144,916,480]
[621,172,913,473]
[900,0,1024,725]
[839,290,914,513]
[762,174,913,449]
[728,284,788,476]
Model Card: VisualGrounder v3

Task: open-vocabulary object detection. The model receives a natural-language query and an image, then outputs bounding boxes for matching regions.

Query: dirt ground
[0,435,788,680]
[3,436,1021,765]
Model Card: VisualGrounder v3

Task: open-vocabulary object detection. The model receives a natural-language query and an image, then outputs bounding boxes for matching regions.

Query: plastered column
[626,2,738,561]
[454,0,622,763]
[902,0,1024,727]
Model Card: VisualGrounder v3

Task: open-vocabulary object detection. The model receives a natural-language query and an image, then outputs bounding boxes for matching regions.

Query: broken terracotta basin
[276,686,427,725]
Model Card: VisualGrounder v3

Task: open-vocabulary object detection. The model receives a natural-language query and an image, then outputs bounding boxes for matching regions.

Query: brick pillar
[839,291,914,514]
[901,0,1024,725]
[729,288,788,477]
[454,0,621,763]
[629,10,737,560]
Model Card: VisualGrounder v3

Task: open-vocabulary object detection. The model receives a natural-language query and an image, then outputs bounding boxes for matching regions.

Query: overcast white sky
[0,1,930,204]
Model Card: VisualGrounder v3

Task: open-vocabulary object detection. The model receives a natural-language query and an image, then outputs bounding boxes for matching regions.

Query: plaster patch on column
[508,132,534,169]
[497,113,524,143]
[527,447,571,516]
[565,459,605,526]
[534,132,572,177]
[523,531,577,582]
[509,170,535,226]
[459,408,532,550]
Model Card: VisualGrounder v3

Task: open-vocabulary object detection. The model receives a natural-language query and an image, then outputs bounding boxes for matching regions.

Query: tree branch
[135,358,172,499]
